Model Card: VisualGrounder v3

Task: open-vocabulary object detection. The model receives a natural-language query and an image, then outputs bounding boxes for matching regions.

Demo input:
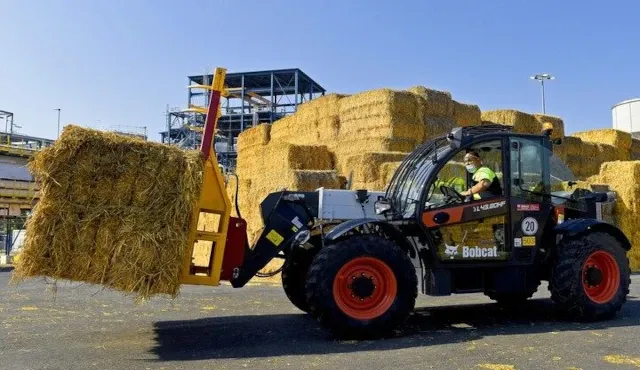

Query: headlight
[374,200,392,215]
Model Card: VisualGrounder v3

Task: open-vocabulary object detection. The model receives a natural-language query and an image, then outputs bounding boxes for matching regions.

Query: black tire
[281,237,321,313]
[305,235,417,339]
[550,231,631,321]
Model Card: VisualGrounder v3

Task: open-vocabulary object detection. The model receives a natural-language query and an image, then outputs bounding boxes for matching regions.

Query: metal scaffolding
[160,68,326,171]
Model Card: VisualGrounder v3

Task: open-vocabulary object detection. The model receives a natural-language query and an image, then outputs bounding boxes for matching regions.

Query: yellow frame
[179,68,232,286]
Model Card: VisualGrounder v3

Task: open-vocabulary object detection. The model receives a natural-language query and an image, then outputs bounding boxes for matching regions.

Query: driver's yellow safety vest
[436,177,465,193]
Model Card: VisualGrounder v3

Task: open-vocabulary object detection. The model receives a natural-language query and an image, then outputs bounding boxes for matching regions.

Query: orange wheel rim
[582,250,620,304]
[332,257,397,320]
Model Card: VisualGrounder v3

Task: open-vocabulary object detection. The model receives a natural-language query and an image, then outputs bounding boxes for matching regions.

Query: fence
[0,216,27,256]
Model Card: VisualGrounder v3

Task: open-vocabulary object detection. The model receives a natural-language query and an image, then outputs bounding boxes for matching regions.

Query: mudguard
[555,218,631,251]
[324,218,416,258]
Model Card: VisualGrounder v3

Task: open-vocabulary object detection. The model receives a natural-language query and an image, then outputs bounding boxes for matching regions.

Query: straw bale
[269,115,297,142]
[596,161,640,270]
[573,129,632,151]
[453,101,481,127]
[263,143,333,171]
[317,117,341,143]
[339,89,424,124]
[333,138,420,167]
[407,86,454,118]
[481,110,541,134]
[341,152,408,185]
[237,123,270,148]
[632,138,640,160]
[339,118,426,141]
[553,136,583,161]
[533,114,565,138]
[13,125,204,299]
[380,162,403,188]
[297,93,346,120]
[425,117,456,140]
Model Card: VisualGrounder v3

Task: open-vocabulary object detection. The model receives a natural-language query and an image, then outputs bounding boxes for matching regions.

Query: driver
[460,150,503,200]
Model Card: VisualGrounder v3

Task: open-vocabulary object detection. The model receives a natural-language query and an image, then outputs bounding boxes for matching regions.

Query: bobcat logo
[444,243,459,259]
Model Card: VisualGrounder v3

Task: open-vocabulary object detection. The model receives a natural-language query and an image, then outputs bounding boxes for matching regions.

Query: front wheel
[305,235,417,339]
[550,231,631,321]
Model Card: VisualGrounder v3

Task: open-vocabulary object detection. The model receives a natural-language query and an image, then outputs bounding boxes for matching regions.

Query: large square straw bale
[425,117,456,139]
[333,138,420,159]
[380,161,403,188]
[481,110,541,134]
[632,138,640,160]
[297,93,346,120]
[237,123,271,148]
[339,89,424,124]
[533,114,565,138]
[339,118,426,141]
[407,86,454,118]
[13,125,204,299]
[573,129,632,151]
[263,143,333,171]
[317,117,340,143]
[340,152,408,185]
[269,115,297,142]
[453,101,481,127]
[596,161,640,270]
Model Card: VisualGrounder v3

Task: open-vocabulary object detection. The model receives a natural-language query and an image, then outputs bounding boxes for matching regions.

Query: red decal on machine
[517,204,540,211]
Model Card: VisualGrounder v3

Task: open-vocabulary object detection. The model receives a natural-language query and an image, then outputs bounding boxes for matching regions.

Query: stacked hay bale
[270,94,346,147]
[591,161,640,270]
[235,125,341,244]
[481,110,566,139]
[13,125,204,299]
[572,129,632,161]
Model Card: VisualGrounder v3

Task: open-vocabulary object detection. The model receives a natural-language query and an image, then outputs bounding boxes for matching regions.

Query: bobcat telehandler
[185,67,631,339]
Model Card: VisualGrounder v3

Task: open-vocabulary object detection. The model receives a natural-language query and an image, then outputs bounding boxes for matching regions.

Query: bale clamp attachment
[179,67,234,286]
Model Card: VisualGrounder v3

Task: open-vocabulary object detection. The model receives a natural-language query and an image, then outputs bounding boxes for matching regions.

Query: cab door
[507,136,554,263]
[420,138,510,263]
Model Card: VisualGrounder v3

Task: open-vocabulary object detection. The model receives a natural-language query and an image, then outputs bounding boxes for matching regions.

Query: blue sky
[1,0,639,141]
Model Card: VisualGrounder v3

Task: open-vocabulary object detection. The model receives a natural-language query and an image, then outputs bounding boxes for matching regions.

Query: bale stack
[592,161,640,270]
[13,125,205,299]
[533,114,566,138]
[336,89,426,158]
[235,127,341,242]
[632,138,640,160]
[481,110,542,135]
[572,129,632,161]
[342,152,409,190]
[270,94,347,147]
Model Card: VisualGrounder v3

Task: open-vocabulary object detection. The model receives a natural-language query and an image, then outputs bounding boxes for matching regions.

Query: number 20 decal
[521,217,539,235]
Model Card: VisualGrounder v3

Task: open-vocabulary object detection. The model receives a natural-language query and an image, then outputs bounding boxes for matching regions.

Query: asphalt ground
[1,267,639,370]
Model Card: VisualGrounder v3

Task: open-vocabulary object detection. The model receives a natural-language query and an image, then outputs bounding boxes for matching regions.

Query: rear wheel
[306,235,417,339]
[550,231,630,321]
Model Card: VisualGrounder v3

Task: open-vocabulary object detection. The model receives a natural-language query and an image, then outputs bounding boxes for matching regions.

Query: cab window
[510,137,548,198]
[425,139,504,209]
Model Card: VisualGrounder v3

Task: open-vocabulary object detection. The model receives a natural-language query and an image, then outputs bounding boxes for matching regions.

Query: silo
[612,98,640,135]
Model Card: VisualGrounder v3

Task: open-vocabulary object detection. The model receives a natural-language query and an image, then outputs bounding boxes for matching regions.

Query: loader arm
[179,67,316,288]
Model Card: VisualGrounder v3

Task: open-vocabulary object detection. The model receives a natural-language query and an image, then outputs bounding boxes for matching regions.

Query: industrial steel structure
[161,68,326,170]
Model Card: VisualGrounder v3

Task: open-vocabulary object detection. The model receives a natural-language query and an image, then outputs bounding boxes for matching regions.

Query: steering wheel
[440,185,465,203]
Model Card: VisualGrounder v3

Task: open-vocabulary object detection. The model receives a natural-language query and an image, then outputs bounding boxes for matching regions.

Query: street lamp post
[530,73,555,114]
[54,109,61,138]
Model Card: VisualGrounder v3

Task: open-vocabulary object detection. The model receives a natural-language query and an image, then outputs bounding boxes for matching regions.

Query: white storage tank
[612,98,640,134]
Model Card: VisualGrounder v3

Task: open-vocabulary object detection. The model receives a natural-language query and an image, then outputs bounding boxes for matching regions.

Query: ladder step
[195,231,224,242]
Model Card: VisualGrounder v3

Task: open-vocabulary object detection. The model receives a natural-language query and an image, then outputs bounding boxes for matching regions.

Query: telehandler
[184,67,631,338]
